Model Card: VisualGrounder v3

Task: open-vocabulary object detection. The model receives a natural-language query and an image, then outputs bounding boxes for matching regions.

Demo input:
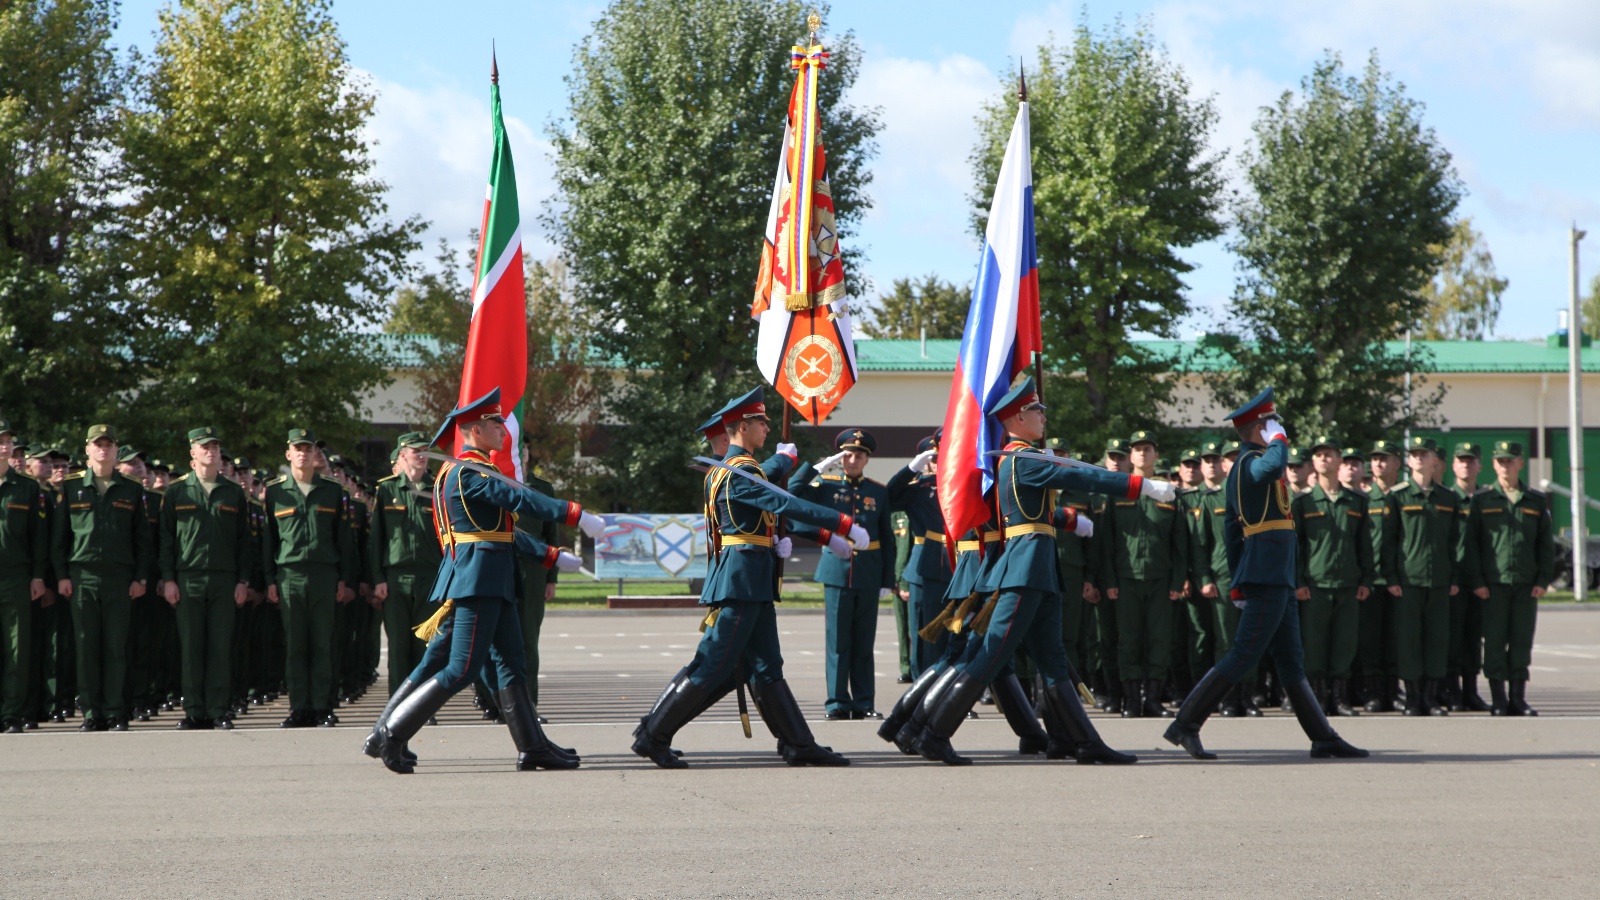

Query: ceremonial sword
[985,449,1111,471]
[689,455,806,501]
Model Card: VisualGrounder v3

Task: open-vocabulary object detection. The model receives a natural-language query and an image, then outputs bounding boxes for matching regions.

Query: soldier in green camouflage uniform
[1446,442,1490,711]
[1292,436,1373,717]
[891,509,912,683]
[371,432,441,697]
[0,421,50,734]
[1092,437,1131,712]
[1360,439,1405,711]
[1384,436,1464,716]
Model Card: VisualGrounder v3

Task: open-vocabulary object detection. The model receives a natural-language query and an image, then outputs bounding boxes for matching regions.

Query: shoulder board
[170,473,191,484]
[820,473,845,482]
[265,476,288,487]
[377,473,401,483]
[69,471,89,481]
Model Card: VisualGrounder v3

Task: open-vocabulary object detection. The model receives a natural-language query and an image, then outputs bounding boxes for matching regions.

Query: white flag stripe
[471,223,523,312]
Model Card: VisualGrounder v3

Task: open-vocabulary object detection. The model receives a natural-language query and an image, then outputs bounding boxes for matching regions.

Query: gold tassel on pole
[413,599,455,642]
[946,594,981,635]
[916,600,957,641]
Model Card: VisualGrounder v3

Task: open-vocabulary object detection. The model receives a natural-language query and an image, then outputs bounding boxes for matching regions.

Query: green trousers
[1186,595,1216,677]
[0,576,31,721]
[891,592,911,677]
[520,587,546,706]
[382,568,435,696]
[822,586,878,715]
[230,599,256,704]
[276,563,337,712]
[1301,586,1360,680]
[1060,567,1089,672]
[69,565,135,721]
[1093,595,1117,683]
[1115,577,1174,681]
[1447,591,1484,677]
[1395,584,1450,681]
[175,572,237,720]
[1356,587,1391,678]
[1482,584,1538,681]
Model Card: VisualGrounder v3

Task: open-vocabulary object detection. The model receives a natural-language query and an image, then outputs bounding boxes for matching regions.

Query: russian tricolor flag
[936,100,1041,546]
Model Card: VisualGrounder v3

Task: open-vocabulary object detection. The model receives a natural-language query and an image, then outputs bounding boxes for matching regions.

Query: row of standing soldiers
[885,432,1552,721]
[0,420,562,733]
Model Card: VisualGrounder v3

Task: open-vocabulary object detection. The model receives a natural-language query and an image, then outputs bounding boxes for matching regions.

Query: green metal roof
[376,333,1600,375]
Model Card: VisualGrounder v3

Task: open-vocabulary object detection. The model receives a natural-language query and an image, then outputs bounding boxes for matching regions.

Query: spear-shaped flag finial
[491,41,499,85]
[1018,61,1027,102]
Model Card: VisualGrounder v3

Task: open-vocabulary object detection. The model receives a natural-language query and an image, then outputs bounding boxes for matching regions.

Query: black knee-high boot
[879,665,945,748]
[631,677,708,769]
[363,677,419,762]
[751,679,849,766]
[377,678,453,774]
[913,674,988,766]
[1284,678,1368,759]
[894,667,960,755]
[499,684,579,770]
[990,673,1048,754]
[1163,667,1233,760]
[1042,681,1137,764]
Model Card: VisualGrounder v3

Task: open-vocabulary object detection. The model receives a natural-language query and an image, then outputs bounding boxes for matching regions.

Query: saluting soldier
[1194,440,1256,716]
[789,429,897,720]
[1447,442,1489,711]
[1292,436,1374,718]
[632,389,865,769]
[262,429,358,728]
[160,427,254,729]
[1165,389,1366,761]
[0,420,50,734]
[54,425,153,731]
[371,432,440,698]
[1384,436,1465,716]
[1463,441,1553,716]
[1361,439,1405,712]
[887,433,949,676]
[1103,430,1188,718]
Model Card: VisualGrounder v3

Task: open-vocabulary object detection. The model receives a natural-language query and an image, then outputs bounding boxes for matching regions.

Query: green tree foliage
[971,20,1223,452]
[1214,53,1460,447]
[117,0,420,461]
[0,0,132,447]
[1415,218,1507,340]
[862,275,967,340]
[1581,273,1600,342]
[545,0,879,511]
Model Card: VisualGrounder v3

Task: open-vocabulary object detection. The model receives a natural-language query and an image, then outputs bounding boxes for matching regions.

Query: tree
[1415,218,1507,340]
[1214,52,1460,447]
[545,0,879,512]
[0,0,133,447]
[117,0,421,462]
[383,239,471,431]
[970,20,1224,452]
[1581,273,1600,342]
[861,275,968,340]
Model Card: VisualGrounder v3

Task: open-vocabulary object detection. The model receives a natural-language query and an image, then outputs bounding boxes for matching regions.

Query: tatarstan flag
[457,57,527,478]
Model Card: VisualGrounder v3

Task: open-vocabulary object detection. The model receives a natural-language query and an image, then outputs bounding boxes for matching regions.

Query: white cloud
[359,69,556,269]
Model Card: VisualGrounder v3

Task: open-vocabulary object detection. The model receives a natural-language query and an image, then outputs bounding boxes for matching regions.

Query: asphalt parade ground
[4,607,1598,899]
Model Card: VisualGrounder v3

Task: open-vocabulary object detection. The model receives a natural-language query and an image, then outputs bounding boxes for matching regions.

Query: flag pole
[1019,63,1046,431]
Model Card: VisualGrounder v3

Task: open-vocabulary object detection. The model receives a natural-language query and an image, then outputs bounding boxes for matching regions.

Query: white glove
[555,550,583,573]
[1074,515,1094,539]
[826,533,853,558]
[847,523,870,550]
[1140,478,1178,503]
[816,451,848,475]
[1262,419,1287,442]
[774,536,793,558]
[774,442,798,459]
[879,587,895,602]
[577,510,606,538]
[909,449,936,474]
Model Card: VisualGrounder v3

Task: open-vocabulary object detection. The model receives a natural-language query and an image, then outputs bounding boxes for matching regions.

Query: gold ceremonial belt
[956,540,982,552]
[1241,519,1295,537]
[913,532,947,545]
[722,534,773,547]
[861,541,881,551]
[447,531,515,544]
[1004,523,1057,539]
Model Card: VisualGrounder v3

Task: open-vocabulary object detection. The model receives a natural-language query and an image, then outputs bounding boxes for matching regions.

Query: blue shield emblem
[652,518,695,576]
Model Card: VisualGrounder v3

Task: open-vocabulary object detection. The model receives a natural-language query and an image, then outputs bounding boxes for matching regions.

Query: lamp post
[1570,224,1587,599]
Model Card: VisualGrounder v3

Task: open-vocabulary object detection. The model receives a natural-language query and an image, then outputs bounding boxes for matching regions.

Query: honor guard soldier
[1164,389,1366,761]
[902,377,1152,766]
[632,389,867,769]
[1447,442,1489,711]
[1291,435,1374,718]
[1103,430,1189,718]
[54,425,153,731]
[159,427,254,729]
[1195,440,1257,716]
[789,428,897,720]
[1463,442,1553,716]
[888,432,950,676]
[263,429,358,727]
[0,420,50,734]
[1385,437,1464,716]
[370,432,441,697]
[373,388,600,774]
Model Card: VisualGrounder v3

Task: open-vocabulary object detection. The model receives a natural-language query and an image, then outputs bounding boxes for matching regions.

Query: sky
[110,0,1600,340]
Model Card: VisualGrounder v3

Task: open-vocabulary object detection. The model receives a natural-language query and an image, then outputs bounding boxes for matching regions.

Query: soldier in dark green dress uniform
[903,378,1148,766]
[1046,437,1100,693]
[1384,437,1464,716]
[1463,441,1553,716]
[1291,435,1374,718]
[789,428,896,720]
[517,459,562,718]
[1360,439,1405,711]
[887,433,949,676]
[0,421,50,734]
[159,427,254,729]
[632,389,864,769]
[54,425,153,731]
[370,432,440,697]
[22,445,65,729]
[1165,388,1366,760]
[1092,437,1131,712]
[891,510,912,682]
[1447,442,1490,711]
